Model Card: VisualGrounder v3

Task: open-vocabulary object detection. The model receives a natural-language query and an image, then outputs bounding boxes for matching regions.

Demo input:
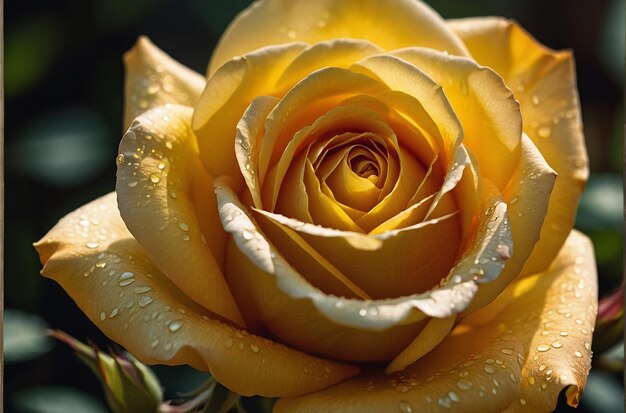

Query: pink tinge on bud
[598,281,624,321]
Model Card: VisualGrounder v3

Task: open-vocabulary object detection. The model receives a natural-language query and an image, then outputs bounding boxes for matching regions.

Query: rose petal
[235,95,281,209]
[34,193,358,397]
[448,17,588,276]
[258,67,387,184]
[192,42,308,182]
[464,135,556,313]
[390,47,522,189]
[209,0,469,75]
[216,178,476,332]
[123,37,205,129]
[386,316,456,374]
[275,326,524,413]
[116,104,244,326]
[274,231,596,412]
[461,230,597,411]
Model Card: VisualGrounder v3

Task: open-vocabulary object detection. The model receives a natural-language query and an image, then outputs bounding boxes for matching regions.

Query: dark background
[5,1,624,412]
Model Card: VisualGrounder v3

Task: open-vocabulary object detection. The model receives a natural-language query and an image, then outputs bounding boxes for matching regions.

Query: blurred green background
[5,1,624,412]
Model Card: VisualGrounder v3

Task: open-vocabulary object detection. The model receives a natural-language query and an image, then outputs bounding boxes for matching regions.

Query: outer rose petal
[465,231,597,411]
[209,0,469,75]
[123,37,205,129]
[116,104,244,326]
[274,231,597,412]
[216,176,512,363]
[464,135,556,313]
[389,47,522,189]
[193,43,308,183]
[448,17,588,275]
[34,193,358,397]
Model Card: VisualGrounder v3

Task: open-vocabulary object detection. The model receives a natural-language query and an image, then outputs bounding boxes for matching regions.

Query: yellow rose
[35,1,597,411]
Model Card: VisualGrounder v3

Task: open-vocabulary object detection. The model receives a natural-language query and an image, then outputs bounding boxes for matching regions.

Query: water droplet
[399,401,413,413]
[157,162,166,170]
[500,348,514,355]
[169,321,183,332]
[539,364,547,371]
[484,365,496,374]
[242,230,254,240]
[177,222,190,231]
[181,234,190,241]
[531,95,540,106]
[138,296,154,307]
[250,343,260,353]
[537,126,551,138]
[165,342,173,351]
[150,338,160,348]
[551,340,563,349]
[438,397,451,408]
[95,261,107,269]
[226,338,233,348]
[147,84,160,95]
[520,398,527,406]
[86,242,100,249]
[128,181,138,188]
[559,331,569,336]
[359,309,368,317]
[537,344,551,352]
[116,154,125,165]
[100,312,106,322]
[168,190,178,199]
[149,174,161,183]
[457,379,472,390]
[574,351,583,358]
[509,196,519,205]
[134,286,152,294]
[528,376,536,385]
[448,391,460,402]
[110,308,119,318]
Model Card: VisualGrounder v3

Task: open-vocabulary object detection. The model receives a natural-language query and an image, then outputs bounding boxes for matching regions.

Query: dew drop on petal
[138,296,154,307]
[398,401,413,413]
[168,321,183,332]
[456,379,472,390]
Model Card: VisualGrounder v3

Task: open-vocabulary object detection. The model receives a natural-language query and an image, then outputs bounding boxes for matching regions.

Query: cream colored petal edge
[216,177,477,330]
[123,36,205,130]
[235,95,281,209]
[216,171,512,330]
[464,135,556,313]
[116,104,244,326]
[467,230,597,411]
[209,0,469,75]
[34,193,358,398]
[274,231,597,412]
[192,42,309,182]
[448,17,588,276]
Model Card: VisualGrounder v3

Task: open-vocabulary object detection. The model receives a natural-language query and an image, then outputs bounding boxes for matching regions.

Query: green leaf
[4,309,52,363]
[13,386,109,413]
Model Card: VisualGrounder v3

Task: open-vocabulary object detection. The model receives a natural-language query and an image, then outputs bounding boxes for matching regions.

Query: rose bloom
[36,0,597,411]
